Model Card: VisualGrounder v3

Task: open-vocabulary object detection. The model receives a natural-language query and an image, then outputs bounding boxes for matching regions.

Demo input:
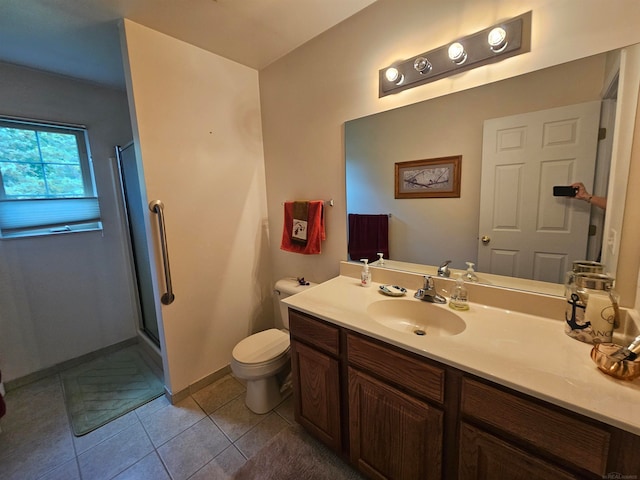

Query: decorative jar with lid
[565,272,618,344]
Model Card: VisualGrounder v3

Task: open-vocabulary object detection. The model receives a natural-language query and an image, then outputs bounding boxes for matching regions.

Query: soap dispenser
[464,262,479,282]
[376,252,385,266]
[449,274,469,311]
[360,259,372,287]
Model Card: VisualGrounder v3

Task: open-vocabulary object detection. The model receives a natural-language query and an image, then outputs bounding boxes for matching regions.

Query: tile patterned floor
[0,368,296,480]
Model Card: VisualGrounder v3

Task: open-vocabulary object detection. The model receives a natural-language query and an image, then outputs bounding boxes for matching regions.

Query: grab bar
[148,200,175,305]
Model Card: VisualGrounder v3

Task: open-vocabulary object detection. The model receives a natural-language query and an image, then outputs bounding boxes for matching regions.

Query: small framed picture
[395,155,462,199]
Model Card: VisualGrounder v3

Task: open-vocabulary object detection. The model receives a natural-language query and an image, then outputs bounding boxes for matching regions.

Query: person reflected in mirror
[571,182,607,210]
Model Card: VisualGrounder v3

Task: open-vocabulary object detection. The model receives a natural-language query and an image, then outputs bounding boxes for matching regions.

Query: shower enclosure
[115,142,161,347]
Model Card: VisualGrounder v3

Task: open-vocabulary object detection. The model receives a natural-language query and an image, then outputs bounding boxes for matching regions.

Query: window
[0,117,101,238]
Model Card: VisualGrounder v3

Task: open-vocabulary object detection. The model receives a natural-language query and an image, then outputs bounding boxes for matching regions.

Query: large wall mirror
[346,47,630,296]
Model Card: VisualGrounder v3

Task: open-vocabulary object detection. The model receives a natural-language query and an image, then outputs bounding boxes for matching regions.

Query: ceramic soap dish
[379,285,407,297]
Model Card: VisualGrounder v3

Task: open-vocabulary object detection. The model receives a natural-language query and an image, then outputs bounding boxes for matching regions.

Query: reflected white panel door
[478,101,601,282]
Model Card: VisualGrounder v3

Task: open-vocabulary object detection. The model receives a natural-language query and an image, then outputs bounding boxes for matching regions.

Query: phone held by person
[553,185,578,197]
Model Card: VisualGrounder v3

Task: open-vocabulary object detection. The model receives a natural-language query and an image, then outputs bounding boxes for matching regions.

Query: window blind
[0,197,101,237]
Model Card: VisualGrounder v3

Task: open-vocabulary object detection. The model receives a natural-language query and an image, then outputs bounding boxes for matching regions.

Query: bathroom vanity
[285,270,640,479]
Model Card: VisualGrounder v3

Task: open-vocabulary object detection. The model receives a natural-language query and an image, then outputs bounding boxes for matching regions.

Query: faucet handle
[415,275,447,304]
[438,260,452,277]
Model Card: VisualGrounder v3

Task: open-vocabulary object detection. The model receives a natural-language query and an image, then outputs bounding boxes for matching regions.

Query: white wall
[0,62,137,381]
[121,20,272,395]
[260,0,640,306]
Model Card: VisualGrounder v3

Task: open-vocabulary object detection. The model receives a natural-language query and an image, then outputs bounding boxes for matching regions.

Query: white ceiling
[0,0,377,89]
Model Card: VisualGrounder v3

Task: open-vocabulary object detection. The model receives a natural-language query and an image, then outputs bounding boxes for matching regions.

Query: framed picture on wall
[394,155,461,198]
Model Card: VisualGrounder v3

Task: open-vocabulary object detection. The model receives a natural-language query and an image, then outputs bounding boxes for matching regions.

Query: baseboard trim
[5,337,139,392]
[164,364,232,405]
[8,340,233,410]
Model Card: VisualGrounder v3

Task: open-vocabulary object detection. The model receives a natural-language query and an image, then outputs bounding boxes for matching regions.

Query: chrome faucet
[438,260,452,277]
[414,275,447,304]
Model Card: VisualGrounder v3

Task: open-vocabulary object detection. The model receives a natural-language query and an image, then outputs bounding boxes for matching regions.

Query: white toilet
[230,277,316,414]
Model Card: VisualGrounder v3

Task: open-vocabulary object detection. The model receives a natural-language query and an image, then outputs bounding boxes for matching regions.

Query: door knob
[481,235,491,245]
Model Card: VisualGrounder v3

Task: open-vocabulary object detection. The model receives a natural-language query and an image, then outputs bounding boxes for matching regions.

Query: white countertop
[283,275,640,436]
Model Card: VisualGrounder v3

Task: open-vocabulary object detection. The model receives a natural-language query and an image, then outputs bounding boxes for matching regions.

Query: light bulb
[448,42,467,65]
[413,56,432,74]
[384,67,404,85]
[488,27,508,52]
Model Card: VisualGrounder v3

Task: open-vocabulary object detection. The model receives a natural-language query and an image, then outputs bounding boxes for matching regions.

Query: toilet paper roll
[585,294,614,342]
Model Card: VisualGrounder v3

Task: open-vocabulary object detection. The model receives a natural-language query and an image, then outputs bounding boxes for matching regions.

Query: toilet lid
[233,329,289,364]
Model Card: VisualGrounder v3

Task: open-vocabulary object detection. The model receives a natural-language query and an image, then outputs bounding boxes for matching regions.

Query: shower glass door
[116,143,161,347]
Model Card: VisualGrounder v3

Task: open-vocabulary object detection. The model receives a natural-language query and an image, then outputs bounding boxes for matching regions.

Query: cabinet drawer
[458,422,578,480]
[461,377,610,476]
[289,309,340,356]
[347,333,445,404]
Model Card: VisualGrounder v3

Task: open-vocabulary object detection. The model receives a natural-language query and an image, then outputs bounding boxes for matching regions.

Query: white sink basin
[366,299,466,337]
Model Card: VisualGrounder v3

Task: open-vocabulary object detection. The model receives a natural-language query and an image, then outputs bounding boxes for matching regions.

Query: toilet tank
[274,278,317,329]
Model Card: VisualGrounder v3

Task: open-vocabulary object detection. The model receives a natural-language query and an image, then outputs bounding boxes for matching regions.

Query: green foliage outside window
[0,125,86,199]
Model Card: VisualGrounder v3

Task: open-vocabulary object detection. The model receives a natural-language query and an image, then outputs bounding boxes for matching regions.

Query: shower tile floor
[0,362,297,480]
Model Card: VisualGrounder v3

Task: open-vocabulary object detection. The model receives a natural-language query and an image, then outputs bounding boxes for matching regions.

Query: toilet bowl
[231,278,316,414]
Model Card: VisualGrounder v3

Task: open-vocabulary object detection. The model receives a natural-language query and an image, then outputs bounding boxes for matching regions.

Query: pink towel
[281,201,325,254]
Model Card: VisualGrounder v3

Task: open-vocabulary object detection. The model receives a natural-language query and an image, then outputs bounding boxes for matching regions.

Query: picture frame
[394,155,462,199]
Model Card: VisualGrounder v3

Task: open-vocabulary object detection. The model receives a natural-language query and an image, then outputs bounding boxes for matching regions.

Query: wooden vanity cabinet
[459,376,640,479]
[289,309,342,452]
[346,333,446,479]
[458,422,578,480]
[289,309,640,479]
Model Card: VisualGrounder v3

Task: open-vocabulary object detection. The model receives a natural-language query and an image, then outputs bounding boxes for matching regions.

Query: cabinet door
[349,367,443,480]
[461,377,610,476]
[458,422,580,480]
[290,340,341,452]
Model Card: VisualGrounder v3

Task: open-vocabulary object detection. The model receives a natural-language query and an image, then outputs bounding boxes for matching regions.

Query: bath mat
[61,347,164,436]
[232,425,364,480]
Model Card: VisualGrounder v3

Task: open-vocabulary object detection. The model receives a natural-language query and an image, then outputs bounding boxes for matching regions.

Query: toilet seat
[232,329,289,367]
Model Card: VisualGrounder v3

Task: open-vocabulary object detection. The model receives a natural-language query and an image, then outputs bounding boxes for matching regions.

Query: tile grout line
[134,408,172,480]
[114,384,275,478]
[17,363,296,480]
[62,371,87,480]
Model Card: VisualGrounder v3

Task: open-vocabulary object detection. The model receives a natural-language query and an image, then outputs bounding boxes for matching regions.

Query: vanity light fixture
[379,11,531,97]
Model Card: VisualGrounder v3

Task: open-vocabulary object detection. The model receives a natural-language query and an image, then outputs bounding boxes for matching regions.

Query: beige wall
[607,46,640,310]
[121,20,272,395]
[604,44,640,307]
[260,0,640,306]
[620,65,640,311]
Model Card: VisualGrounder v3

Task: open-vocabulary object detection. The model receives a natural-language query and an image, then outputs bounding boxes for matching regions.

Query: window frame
[0,115,101,239]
